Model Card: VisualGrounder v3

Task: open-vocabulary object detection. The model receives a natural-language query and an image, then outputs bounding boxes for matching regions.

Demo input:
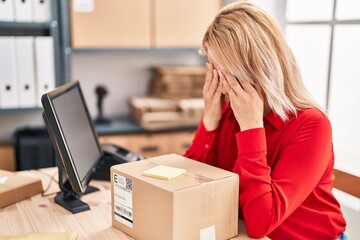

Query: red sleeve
[233,116,333,238]
[183,120,218,164]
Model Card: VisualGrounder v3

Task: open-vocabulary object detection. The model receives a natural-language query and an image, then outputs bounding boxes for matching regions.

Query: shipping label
[113,173,133,228]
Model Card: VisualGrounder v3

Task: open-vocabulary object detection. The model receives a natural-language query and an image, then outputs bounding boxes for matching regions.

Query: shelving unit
[0,0,71,112]
[0,22,50,35]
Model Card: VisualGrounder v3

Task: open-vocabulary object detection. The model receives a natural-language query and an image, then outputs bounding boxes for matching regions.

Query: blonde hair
[201,1,317,121]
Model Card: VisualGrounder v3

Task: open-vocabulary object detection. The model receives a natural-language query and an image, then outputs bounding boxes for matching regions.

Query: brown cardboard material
[0,170,43,208]
[111,154,239,240]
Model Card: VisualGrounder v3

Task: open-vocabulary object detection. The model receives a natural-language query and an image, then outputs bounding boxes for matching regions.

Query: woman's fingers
[254,84,265,102]
[238,78,257,94]
[223,71,245,94]
[207,69,219,96]
[203,62,213,92]
[219,70,237,98]
[221,70,259,99]
[214,81,222,99]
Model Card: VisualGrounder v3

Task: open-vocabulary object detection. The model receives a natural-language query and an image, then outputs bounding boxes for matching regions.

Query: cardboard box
[111,154,239,240]
[129,97,204,130]
[0,170,43,208]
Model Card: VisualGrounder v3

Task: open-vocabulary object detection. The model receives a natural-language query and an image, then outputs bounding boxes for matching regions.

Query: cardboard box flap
[111,154,237,192]
[0,170,15,177]
[0,170,43,209]
[4,174,41,188]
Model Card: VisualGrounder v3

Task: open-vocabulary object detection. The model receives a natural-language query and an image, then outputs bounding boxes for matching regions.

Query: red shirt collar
[226,100,293,130]
[264,110,286,130]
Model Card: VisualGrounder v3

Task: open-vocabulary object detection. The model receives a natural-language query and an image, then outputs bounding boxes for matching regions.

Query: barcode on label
[116,205,132,218]
[126,178,132,191]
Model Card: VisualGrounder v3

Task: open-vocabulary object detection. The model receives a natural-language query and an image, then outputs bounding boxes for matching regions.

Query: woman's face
[207,56,228,96]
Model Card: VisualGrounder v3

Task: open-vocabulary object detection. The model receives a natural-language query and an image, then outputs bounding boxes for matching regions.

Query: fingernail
[218,70,222,76]
[206,62,208,68]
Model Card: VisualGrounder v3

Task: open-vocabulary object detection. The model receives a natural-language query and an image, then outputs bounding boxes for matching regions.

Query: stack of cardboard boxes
[129,66,206,130]
[150,66,206,99]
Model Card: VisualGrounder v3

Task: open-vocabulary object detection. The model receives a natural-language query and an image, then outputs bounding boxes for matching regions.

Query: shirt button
[205,144,209,149]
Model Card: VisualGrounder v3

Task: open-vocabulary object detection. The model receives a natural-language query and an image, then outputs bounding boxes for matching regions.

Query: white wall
[72,52,202,119]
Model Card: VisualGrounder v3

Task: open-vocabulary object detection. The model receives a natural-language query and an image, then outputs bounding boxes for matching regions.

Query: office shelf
[0,21,51,36]
[95,115,197,136]
[0,0,71,113]
[0,108,42,114]
[73,48,201,55]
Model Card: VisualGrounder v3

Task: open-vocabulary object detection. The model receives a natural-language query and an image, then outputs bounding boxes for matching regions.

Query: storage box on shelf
[128,66,205,131]
[70,0,222,49]
[150,66,206,99]
[129,97,203,130]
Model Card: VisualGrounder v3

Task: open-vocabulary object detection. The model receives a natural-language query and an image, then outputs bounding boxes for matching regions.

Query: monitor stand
[55,165,99,214]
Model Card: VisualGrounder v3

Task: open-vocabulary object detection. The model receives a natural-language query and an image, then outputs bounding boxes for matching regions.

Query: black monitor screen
[42,81,102,194]
[51,85,100,181]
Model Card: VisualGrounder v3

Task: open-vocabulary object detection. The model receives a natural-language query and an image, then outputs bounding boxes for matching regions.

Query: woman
[184,1,346,239]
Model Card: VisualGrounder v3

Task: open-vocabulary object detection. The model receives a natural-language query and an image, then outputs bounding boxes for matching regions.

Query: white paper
[200,225,216,240]
[73,0,94,13]
[0,176,8,185]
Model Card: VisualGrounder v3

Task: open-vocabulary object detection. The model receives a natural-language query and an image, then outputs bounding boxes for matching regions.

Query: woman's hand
[202,63,223,131]
[219,70,264,131]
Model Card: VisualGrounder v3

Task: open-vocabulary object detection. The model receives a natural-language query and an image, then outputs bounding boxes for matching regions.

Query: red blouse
[184,103,346,239]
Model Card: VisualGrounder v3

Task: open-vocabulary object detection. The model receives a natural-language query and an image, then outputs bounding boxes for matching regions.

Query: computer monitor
[41,81,103,213]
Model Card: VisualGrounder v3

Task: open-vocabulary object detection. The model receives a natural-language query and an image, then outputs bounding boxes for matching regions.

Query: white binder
[0,37,20,109]
[14,0,34,22]
[33,0,51,22]
[15,37,37,108]
[0,0,15,21]
[35,37,56,107]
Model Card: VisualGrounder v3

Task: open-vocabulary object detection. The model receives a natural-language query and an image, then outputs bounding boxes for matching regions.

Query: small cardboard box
[0,170,43,208]
[111,154,239,240]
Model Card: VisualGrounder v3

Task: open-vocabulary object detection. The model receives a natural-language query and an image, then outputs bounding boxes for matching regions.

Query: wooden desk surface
[0,168,265,240]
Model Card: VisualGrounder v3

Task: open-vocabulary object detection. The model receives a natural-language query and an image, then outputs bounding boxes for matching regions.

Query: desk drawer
[128,134,170,158]
[169,131,195,155]
[98,130,196,159]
